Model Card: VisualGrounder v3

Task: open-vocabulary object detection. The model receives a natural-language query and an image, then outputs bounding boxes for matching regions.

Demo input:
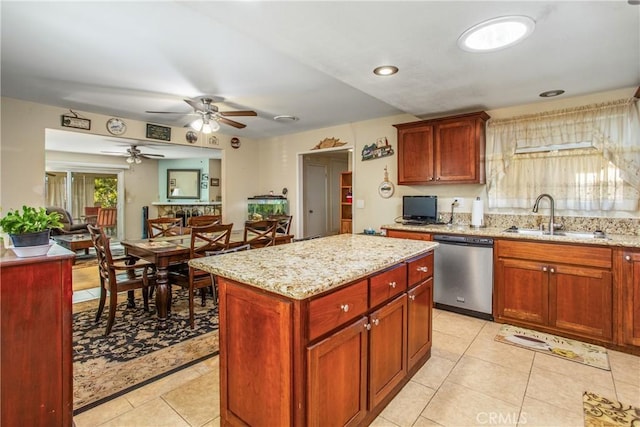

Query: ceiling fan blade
[218,117,246,129]
[184,98,205,111]
[100,150,127,155]
[220,110,257,117]
[145,110,191,114]
[140,153,165,158]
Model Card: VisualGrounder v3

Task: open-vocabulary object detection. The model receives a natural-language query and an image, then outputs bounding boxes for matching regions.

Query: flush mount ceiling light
[458,15,535,52]
[539,89,565,98]
[273,115,299,122]
[373,65,399,76]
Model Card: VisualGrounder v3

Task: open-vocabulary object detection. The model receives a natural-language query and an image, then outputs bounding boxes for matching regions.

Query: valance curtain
[486,98,640,212]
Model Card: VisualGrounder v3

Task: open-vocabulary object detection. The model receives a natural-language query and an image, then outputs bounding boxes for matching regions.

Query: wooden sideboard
[0,245,75,426]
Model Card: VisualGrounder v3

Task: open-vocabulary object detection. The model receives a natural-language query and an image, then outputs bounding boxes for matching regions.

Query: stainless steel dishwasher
[433,234,494,320]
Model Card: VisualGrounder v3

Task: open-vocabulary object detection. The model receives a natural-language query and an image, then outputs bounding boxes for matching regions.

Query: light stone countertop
[381,223,640,248]
[189,234,438,300]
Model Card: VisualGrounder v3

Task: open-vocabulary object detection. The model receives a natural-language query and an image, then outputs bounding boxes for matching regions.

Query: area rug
[73,289,219,414]
[495,324,610,370]
[583,391,640,426]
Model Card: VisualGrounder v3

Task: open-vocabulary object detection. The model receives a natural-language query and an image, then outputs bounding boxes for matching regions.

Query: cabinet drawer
[408,252,434,286]
[386,230,432,241]
[497,240,612,269]
[370,264,407,308]
[308,279,368,341]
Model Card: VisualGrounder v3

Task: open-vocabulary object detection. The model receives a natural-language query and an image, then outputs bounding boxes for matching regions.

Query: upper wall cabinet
[393,111,490,185]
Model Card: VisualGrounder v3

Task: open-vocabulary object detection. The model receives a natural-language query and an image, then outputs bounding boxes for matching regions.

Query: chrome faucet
[532,193,556,235]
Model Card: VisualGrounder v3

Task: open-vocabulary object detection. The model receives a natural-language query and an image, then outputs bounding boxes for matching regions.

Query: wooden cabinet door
[548,264,613,341]
[0,258,73,427]
[621,251,640,346]
[397,125,434,184]
[434,118,480,183]
[495,258,548,325]
[369,295,407,408]
[407,279,433,370]
[220,279,293,427]
[307,317,368,427]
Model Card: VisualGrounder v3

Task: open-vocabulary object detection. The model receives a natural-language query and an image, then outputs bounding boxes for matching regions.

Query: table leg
[155,266,169,330]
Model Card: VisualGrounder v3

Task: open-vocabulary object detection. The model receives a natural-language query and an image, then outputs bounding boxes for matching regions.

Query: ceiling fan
[101,145,165,164]
[146,97,257,133]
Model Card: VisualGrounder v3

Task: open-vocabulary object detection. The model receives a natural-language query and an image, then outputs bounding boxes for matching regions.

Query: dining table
[120,230,293,330]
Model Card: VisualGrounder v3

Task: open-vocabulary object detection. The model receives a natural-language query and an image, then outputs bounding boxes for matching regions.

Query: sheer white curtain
[486,98,640,213]
[46,175,67,208]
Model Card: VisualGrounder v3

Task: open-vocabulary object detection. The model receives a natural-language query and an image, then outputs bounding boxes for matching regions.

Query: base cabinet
[0,247,74,427]
[619,249,640,347]
[307,317,368,427]
[407,279,433,370]
[219,251,434,427]
[495,240,613,343]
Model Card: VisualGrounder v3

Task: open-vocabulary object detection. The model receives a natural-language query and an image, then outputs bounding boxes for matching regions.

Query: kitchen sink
[503,227,608,239]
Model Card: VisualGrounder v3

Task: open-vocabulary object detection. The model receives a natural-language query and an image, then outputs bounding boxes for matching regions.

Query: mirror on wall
[167,169,201,199]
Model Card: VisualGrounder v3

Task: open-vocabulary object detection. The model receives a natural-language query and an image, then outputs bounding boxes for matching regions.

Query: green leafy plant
[0,206,63,235]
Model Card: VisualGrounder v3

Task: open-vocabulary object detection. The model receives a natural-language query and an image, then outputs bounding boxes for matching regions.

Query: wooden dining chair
[147,217,184,238]
[169,222,233,329]
[96,207,117,236]
[88,225,156,335]
[187,215,222,227]
[267,214,293,235]
[244,219,278,249]
[206,243,251,304]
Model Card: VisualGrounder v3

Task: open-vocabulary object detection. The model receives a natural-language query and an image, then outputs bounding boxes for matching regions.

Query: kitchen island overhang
[192,234,438,427]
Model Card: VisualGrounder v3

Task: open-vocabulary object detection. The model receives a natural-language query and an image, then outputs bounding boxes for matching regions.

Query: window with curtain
[485,98,640,214]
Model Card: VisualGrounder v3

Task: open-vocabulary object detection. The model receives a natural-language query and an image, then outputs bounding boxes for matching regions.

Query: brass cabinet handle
[389,281,396,288]
[409,294,416,301]
[417,266,429,273]
[542,266,548,272]
[340,304,349,313]
[625,255,632,262]
[372,318,380,326]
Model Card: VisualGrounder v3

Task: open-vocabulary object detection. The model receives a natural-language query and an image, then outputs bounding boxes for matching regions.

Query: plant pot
[10,230,51,247]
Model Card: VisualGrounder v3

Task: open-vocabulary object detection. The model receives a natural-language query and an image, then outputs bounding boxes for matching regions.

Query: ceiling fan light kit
[101,144,165,164]
[147,96,257,132]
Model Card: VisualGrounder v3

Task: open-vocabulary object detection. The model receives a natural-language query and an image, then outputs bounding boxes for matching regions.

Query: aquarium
[247,196,289,220]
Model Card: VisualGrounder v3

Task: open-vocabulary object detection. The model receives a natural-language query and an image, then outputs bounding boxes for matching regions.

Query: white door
[304,163,328,238]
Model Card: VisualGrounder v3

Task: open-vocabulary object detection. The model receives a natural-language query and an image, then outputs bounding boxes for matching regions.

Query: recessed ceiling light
[373,65,399,76]
[539,89,565,98]
[458,15,535,52]
[273,115,299,122]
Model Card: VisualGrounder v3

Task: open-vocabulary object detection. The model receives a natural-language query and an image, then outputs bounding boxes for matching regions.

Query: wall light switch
[356,199,365,209]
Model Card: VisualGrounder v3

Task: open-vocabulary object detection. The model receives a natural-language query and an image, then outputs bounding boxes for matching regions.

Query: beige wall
[255,87,638,234]
[2,86,636,239]
[0,97,258,239]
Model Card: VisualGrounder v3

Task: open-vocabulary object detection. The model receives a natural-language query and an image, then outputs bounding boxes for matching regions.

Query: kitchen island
[191,234,438,426]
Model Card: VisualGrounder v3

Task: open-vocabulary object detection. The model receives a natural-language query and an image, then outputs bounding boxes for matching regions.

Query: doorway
[45,169,124,239]
[300,150,350,238]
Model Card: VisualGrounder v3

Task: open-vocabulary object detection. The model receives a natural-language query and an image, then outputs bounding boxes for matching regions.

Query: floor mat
[73,289,219,414]
[495,324,610,370]
[583,391,640,426]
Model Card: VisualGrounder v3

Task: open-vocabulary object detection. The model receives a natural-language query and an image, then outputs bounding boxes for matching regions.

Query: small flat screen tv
[402,196,438,224]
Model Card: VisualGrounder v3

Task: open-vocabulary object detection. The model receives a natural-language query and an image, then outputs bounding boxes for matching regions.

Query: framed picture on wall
[210,178,220,187]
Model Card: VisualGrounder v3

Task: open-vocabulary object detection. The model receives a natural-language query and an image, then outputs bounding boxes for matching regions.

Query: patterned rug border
[495,324,610,371]
[583,391,640,427]
[73,350,218,415]
[73,290,219,413]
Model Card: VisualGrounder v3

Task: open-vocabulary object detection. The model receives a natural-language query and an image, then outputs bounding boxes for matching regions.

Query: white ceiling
[2,1,639,158]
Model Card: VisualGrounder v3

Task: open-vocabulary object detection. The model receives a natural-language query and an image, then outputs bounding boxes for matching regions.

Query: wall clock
[106,118,126,135]
[186,131,198,144]
[378,166,395,198]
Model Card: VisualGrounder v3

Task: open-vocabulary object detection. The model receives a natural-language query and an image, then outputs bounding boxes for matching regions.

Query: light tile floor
[73,308,640,427]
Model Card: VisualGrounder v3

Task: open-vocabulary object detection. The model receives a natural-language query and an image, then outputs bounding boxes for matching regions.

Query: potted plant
[0,206,62,256]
